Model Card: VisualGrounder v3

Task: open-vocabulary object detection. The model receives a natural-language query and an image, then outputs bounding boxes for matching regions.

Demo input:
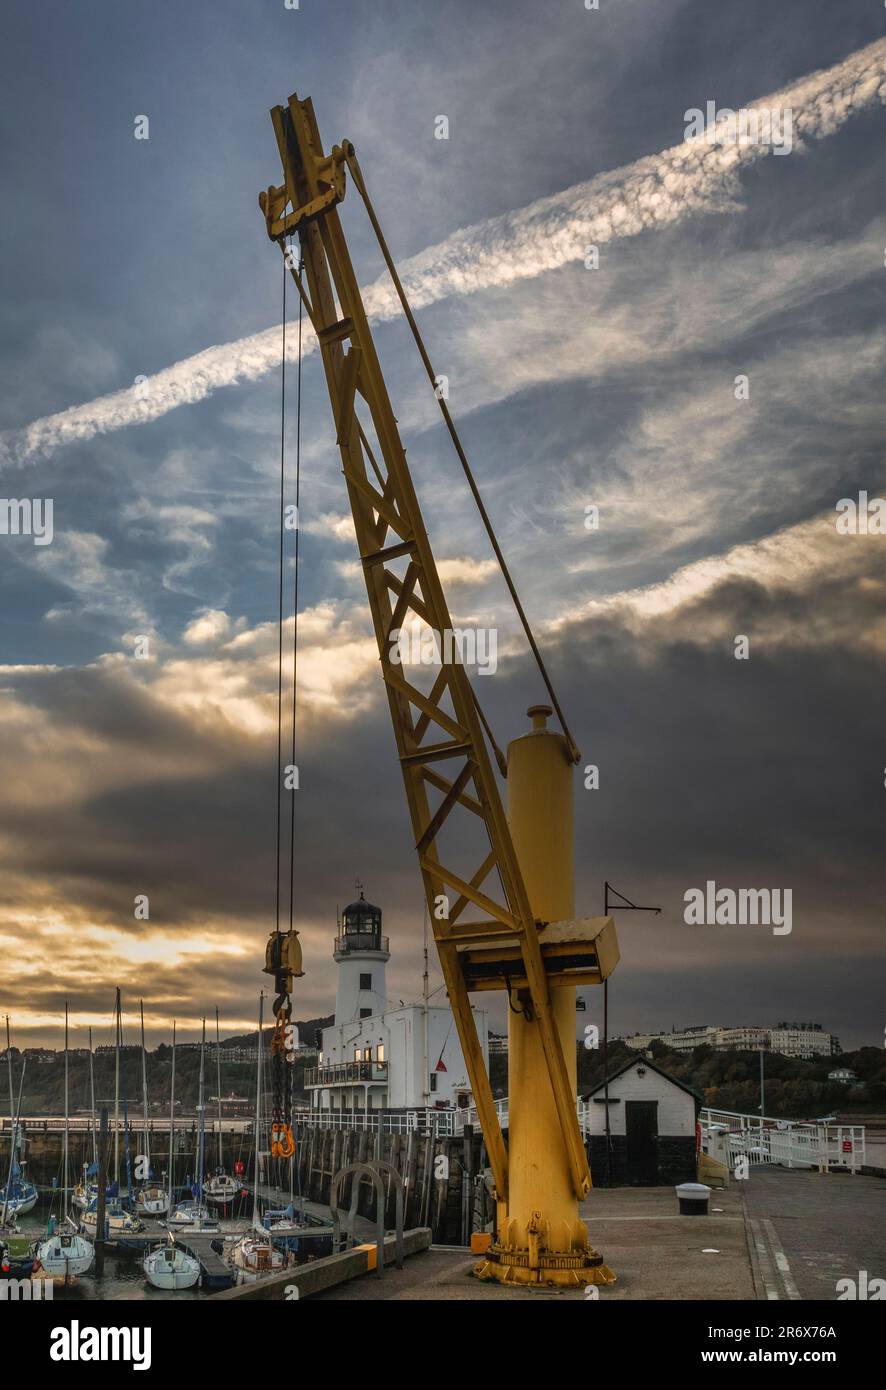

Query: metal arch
[330,1160,405,1275]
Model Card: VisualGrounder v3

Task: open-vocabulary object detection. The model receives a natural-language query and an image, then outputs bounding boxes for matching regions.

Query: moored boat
[81,1198,144,1240]
[168,1199,219,1232]
[229,1230,286,1285]
[35,1225,94,1279]
[143,1236,200,1290]
[136,1183,170,1217]
[36,1005,95,1279]
[204,1170,239,1205]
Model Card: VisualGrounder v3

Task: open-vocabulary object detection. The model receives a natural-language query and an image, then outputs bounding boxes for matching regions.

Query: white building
[305,890,487,1114]
[619,1022,839,1058]
[582,1056,700,1186]
[769,1023,838,1059]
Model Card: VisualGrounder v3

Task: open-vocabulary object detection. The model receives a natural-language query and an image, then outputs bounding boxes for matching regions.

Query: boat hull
[143,1247,201,1290]
[36,1234,94,1278]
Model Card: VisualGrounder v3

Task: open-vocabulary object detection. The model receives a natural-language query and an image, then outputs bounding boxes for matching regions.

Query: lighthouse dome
[341,891,382,937]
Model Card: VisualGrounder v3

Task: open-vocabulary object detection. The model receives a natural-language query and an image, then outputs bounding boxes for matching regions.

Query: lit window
[377,1043,385,1062]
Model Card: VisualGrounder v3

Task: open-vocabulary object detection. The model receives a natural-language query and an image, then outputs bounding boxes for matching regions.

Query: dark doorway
[625,1100,659,1184]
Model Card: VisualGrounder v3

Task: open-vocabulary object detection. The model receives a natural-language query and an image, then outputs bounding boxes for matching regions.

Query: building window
[429,1073,438,1093]
[360,1008,372,1019]
[359,973,372,990]
[354,1047,361,1061]
[377,1043,385,1062]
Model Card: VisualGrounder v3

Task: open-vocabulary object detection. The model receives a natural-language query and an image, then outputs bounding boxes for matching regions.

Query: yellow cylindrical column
[507,704,578,1250]
[476,704,615,1287]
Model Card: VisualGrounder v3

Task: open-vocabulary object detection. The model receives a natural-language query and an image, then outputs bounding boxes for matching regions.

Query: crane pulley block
[259,97,349,241]
[263,927,305,995]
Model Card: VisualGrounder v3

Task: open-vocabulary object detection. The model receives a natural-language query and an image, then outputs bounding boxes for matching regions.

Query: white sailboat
[143,1235,200,1291]
[2,1019,37,1220]
[143,1023,200,1290]
[135,1000,169,1217]
[169,1020,218,1232]
[36,1225,94,1278]
[230,996,284,1284]
[72,1029,100,1211]
[204,1007,239,1207]
[36,1003,94,1279]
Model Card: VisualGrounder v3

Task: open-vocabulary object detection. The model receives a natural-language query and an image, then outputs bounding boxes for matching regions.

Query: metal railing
[701,1107,865,1173]
[284,1095,868,1180]
[333,933,389,955]
[305,1060,388,1087]
[292,1107,457,1136]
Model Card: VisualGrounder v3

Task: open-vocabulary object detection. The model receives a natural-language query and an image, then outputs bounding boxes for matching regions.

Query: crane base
[474,1245,617,1289]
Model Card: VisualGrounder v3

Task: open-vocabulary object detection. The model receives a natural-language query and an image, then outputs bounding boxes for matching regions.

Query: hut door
[625,1100,658,1184]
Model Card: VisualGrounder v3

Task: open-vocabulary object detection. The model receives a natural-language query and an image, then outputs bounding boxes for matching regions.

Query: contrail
[6,37,886,467]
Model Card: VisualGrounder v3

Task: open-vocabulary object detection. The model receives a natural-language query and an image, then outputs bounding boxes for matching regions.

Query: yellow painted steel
[259,97,618,1287]
[476,706,616,1288]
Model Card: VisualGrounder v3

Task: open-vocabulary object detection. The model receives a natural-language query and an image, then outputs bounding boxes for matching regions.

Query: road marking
[762,1216,801,1300]
[749,1218,781,1299]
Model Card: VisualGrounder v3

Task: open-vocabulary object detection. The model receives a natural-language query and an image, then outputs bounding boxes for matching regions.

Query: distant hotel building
[620,1021,840,1059]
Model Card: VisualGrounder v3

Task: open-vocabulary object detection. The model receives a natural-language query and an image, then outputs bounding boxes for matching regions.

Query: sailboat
[143,1020,200,1288]
[135,1001,169,1217]
[143,1233,200,1291]
[230,997,284,1284]
[35,1003,94,1279]
[80,990,143,1241]
[81,1197,144,1240]
[73,1029,103,1211]
[169,1020,218,1232]
[204,1008,238,1207]
[2,1019,38,1220]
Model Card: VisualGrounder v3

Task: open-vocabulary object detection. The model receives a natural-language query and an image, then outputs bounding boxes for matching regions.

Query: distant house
[582,1055,701,1186]
[828,1068,857,1084]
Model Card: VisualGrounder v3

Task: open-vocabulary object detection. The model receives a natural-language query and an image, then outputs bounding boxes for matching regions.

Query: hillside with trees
[577,1041,886,1119]
[5,1018,333,1117]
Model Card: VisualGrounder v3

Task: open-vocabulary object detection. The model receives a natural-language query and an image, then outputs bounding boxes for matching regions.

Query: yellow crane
[259,92,619,1287]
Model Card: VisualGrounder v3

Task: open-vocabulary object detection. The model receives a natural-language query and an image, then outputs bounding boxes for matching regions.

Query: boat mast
[215,1007,223,1173]
[4,1017,12,1127]
[252,995,263,1229]
[140,999,150,1180]
[196,1018,206,1205]
[113,987,121,1185]
[3,1018,15,1214]
[4,1055,27,1216]
[167,1022,176,1215]
[88,1026,97,1165]
[63,1001,69,1221]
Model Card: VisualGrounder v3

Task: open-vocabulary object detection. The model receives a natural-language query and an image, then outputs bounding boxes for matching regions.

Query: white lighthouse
[333,888,390,1023]
[306,886,489,1116]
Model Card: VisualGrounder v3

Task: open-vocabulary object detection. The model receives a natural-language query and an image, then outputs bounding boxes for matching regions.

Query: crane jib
[258,92,617,1211]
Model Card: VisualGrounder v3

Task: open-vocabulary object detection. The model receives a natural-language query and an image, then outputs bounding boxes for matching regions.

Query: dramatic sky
[1,0,884,1051]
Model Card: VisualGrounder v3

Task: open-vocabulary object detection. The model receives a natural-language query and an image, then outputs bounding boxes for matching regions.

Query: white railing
[292,1108,458,1137]
[453,1098,509,1135]
[701,1108,865,1173]
[292,1100,864,1174]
